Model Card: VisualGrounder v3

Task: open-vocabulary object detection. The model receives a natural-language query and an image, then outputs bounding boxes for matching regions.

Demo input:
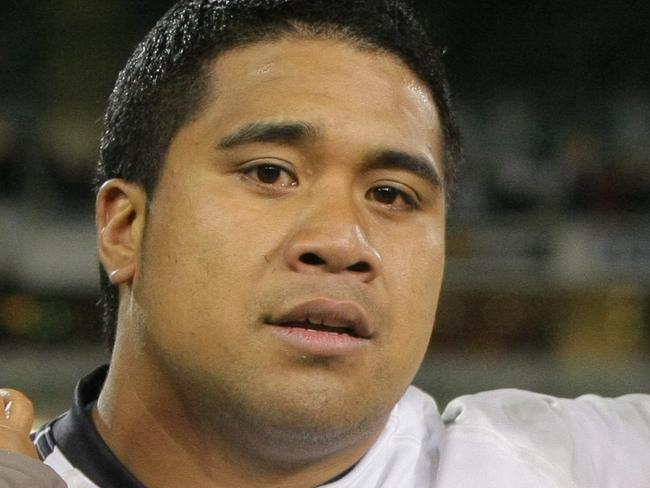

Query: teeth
[294,318,356,336]
[306,316,330,327]
[306,316,339,328]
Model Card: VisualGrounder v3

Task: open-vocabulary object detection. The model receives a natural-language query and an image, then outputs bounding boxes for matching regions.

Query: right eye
[241,163,297,188]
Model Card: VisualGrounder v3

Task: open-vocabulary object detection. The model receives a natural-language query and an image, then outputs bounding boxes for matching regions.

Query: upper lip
[268,298,373,339]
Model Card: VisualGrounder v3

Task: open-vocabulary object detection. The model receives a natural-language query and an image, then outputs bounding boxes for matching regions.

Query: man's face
[131,38,445,449]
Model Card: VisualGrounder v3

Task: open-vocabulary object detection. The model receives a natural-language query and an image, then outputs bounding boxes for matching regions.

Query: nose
[284,200,381,284]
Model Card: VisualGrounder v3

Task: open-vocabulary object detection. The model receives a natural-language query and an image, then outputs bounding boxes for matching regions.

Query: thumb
[1,389,35,434]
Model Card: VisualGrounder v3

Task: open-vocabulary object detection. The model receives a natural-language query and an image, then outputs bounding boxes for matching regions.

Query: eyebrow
[217,121,319,149]
[217,120,443,190]
[369,149,444,190]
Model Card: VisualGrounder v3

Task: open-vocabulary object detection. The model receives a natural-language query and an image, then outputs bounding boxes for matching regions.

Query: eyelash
[240,162,420,210]
[240,162,297,189]
[367,185,420,211]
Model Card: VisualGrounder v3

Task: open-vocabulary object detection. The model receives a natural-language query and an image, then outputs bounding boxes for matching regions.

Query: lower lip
[267,325,370,356]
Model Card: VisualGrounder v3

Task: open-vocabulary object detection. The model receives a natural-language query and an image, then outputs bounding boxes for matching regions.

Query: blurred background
[1,0,649,423]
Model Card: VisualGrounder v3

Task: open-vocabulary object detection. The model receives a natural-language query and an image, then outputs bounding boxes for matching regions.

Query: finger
[0,389,35,433]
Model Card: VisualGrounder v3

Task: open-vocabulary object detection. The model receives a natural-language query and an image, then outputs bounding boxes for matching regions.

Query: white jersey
[436,389,650,487]
[323,387,650,487]
[31,366,650,487]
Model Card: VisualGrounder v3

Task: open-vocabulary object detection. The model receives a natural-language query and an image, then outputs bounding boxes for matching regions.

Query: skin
[94,37,446,487]
[0,388,39,459]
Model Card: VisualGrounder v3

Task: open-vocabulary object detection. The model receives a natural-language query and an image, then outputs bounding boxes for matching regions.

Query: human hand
[0,389,39,459]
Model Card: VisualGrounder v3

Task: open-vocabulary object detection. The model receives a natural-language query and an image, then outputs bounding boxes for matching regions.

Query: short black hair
[96,0,462,351]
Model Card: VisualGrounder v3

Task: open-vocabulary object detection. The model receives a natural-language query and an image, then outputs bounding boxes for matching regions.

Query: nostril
[299,253,326,266]
[348,261,371,273]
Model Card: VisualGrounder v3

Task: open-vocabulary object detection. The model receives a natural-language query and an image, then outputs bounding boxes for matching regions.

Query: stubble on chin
[156,347,393,467]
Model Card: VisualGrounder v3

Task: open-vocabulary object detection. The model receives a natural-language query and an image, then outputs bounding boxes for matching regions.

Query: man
[30,0,458,485]
[2,0,650,487]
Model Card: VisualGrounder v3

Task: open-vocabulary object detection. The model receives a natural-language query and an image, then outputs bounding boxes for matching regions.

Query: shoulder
[442,389,650,445]
[443,388,650,429]
[437,389,650,487]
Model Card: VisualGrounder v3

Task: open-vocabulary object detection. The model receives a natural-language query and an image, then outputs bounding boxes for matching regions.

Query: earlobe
[96,179,148,286]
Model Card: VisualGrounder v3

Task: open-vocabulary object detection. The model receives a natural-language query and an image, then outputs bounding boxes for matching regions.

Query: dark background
[1,1,649,419]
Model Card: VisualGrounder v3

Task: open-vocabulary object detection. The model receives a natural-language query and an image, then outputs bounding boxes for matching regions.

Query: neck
[93,342,386,488]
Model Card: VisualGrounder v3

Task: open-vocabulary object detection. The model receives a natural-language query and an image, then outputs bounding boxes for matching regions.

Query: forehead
[215,38,439,126]
[217,37,425,87]
[186,37,444,178]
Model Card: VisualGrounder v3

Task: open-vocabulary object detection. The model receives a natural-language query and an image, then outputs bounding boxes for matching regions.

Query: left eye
[367,186,417,210]
[242,163,297,188]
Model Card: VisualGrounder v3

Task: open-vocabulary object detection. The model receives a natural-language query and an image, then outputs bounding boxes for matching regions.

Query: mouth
[267,299,373,339]
[265,299,373,356]
[276,318,361,337]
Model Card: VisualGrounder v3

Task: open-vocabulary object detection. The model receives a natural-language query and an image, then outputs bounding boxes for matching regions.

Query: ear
[96,179,148,286]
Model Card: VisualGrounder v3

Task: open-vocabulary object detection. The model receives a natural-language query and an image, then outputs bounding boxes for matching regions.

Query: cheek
[382,226,444,346]
[190,191,284,271]
[142,187,289,324]
[134,204,255,358]
[386,222,444,294]
[416,230,445,298]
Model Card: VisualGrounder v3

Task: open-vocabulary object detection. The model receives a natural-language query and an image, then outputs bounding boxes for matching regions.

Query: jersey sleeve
[436,389,650,488]
[0,451,68,488]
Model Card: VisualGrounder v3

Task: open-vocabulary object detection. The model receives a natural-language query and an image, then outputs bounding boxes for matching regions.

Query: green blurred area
[0,292,100,344]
